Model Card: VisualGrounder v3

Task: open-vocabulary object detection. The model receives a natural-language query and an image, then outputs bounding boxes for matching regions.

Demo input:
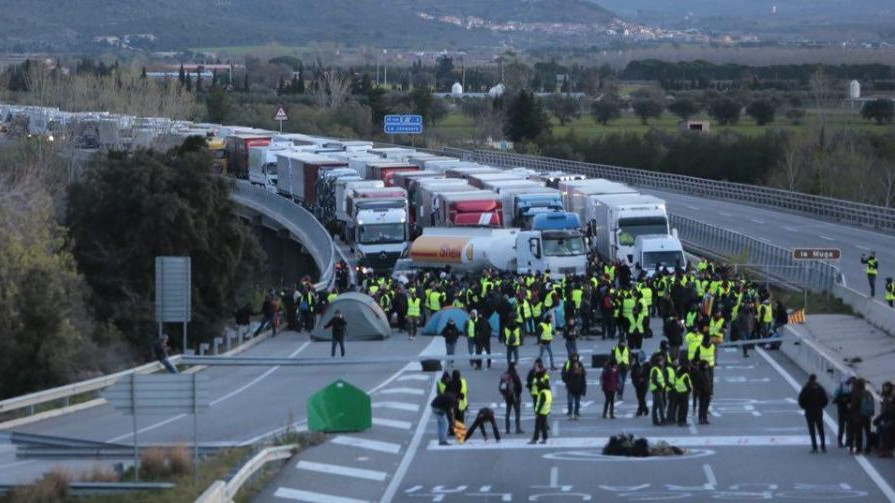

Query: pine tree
[195,69,203,92]
[140,66,147,79]
[178,63,186,86]
[243,73,249,92]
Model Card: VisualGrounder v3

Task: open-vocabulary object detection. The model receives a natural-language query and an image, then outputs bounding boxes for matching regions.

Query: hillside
[0,0,619,52]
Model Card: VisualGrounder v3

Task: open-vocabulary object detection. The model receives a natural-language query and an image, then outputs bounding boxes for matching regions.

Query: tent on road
[422,307,470,336]
[311,292,390,341]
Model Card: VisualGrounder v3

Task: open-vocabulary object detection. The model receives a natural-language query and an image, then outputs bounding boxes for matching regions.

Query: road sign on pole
[275,107,288,132]
[383,114,423,134]
[105,374,209,482]
[155,256,191,353]
[792,248,841,260]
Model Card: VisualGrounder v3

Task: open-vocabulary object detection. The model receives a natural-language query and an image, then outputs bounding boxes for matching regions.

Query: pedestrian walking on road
[538,314,557,370]
[833,377,855,448]
[886,278,895,308]
[406,290,421,340]
[649,355,667,426]
[694,360,713,425]
[499,363,524,434]
[672,362,693,426]
[324,310,347,357]
[474,311,492,369]
[529,371,552,444]
[611,339,630,400]
[466,310,478,368]
[874,381,894,457]
[861,252,879,297]
[563,318,579,359]
[631,353,650,417]
[504,318,522,367]
[600,359,619,419]
[446,370,469,425]
[465,407,501,442]
[153,334,177,374]
[254,291,277,337]
[564,359,587,420]
[441,319,460,369]
[799,374,829,453]
[847,378,875,455]
[431,391,457,446]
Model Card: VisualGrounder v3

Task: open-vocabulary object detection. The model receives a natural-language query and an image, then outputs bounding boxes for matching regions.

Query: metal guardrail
[196,444,296,503]
[669,213,843,293]
[445,147,895,235]
[0,482,175,495]
[230,180,335,291]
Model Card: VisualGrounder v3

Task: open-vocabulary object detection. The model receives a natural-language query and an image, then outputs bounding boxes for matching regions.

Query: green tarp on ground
[307,379,372,433]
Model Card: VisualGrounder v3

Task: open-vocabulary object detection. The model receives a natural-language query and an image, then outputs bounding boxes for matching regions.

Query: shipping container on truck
[409,227,587,278]
[416,179,475,229]
[590,193,669,266]
[391,170,441,192]
[444,165,502,179]
[207,137,227,175]
[531,171,587,189]
[269,133,320,147]
[481,179,545,194]
[275,152,347,205]
[335,180,385,225]
[559,179,637,232]
[225,133,271,178]
[315,167,358,223]
[500,187,566,229]
[434,191,503,228]
[419,158,463,173]
[248,144,289,191]
[467,172,525,190]
[405,153,441,168]
[348,156,383,177]
[364,161,420,186]
[367,147,417,161]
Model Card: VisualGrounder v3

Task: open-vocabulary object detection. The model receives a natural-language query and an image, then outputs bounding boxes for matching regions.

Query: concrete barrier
[832,284,895,338]
[194,445,297,503]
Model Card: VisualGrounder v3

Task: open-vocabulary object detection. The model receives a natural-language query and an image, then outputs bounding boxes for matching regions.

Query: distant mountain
[0,0,619,52]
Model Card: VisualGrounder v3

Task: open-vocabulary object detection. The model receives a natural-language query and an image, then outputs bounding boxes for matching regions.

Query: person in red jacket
[600,358,620,419]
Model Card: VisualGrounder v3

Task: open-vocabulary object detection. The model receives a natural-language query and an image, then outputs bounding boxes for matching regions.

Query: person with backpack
[848,378,875,455]
[499,363,524,435]
[798,374,829,453]
[833,377,855,448]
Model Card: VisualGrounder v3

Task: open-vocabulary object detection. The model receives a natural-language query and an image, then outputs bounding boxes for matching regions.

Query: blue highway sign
[384,114,423,134]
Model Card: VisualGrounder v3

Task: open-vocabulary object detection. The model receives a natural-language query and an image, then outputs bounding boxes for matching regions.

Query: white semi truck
[633,234,688,277]
[409,227,587,278]
[591,193,671,265]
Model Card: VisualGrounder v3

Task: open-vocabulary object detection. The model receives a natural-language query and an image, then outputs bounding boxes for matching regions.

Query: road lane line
[702,464,717,488]
[783,226,798,233]
[379,377,437,503]
[427,435,812,450]
[751,219,765,224]
[331,436,402,454]
[107,414,186,443]
[397,375,430,382]
[819,235,835,241]
[687,205,700,210]
[550,466,558,486]
[855,245,870,250]
[758,349,895,502]
[372,418,412,430]
[377,387,425,396]
[296,460,387,481]
[719,212,732,217]
[372,402,419,412]
[274,487,367,503]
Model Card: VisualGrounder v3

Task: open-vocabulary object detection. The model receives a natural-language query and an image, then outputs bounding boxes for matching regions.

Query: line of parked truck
[0,103,686,280]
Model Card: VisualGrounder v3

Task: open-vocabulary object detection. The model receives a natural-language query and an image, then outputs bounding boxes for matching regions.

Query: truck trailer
[590,193,670,265]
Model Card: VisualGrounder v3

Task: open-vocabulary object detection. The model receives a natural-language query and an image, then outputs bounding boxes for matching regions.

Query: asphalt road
[257,320,895,503]
[0,331,442,484]
[648,189,895,297]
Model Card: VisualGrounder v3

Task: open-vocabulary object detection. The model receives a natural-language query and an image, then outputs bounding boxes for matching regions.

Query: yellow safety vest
[571,289,583,309]
[698,343,716,368]
[622,297,636,320]
[886,282,895,302]
[458,378,468,411]
[603,264,615,281]
[866,258,878,276]
[327,292,338,303]
[685,311,698,328]
[539,322,553,342]
[521,300,532,318]
[532,301,543,319]
[535,387,553,415]
[665,367,676,390]
[407,297,421,318]
[649,366,665,392]
[369,285,380,295]
[760,304,773,323]
[612,346,630,366]
[685,331,702,361]
[631,311,648,334]
[504,327,521,347]
[466,319,476,338]
[675,372,692,393]
[428,291,442,311]
[709,317,725,336]
[437,380,447,394]
[640,287,653,306]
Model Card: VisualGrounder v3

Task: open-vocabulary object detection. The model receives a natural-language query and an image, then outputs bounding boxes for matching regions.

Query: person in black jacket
[323,310,347,357]
[474,311,492,370]
[465,407,501,442]
[441,319,461,369]
[499,363,524,434]
[798,374,830,453]
[631,354,650,417]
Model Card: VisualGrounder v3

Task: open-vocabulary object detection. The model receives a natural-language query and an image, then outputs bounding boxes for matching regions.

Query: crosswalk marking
[331,435,402,454]
[372,401,420,412]
[378,387,425,396]
[427,435,812,450]
[273,487,367,503]
[373,417,413,430]
[296,460,388,481]
[397,374,430,382]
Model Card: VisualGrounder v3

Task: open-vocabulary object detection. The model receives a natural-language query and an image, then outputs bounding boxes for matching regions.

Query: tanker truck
[408,227,587,278]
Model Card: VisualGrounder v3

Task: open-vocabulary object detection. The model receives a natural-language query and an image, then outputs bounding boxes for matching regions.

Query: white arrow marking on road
[296,460,387,481]
[372,401,420,412]
[274,487,366,503]
[378,387,425,396]
[331,435,402,454]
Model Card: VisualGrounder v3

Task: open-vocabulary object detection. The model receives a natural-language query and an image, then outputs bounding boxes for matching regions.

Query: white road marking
[372,418,412,430]
[819,235,835,241]
[427,435,813,450]
[855,245,870,251]
[274,487,367,503]
[378,387,425,396]
[719,212,732,217]
[379,378,437,503]
[397,374,430,382]
[758,348,895,502]
[372,401,419,412]
[688,423,698,435]
[553,420,560,436]
[550,466,559,487]
[296,460,387,481]
[108,341,311,443]
[782,226,798,233]
[331,436,402,454]
[751,219,765,224]
[686,205,700,210]
[702,464,717,489]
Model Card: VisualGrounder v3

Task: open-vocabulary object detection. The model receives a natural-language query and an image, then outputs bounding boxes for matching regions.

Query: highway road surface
[254,321,895,503]
[648,188,894,297]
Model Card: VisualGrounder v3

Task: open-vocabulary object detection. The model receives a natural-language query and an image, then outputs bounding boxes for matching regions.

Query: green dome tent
[307,380,372,433]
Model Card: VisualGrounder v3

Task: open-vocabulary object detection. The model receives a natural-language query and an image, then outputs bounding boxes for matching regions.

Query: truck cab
[530,211,581,231]
[353,203,409,271]
[633,234,687,277]
[248,144,286,192]
[517,229,588,278]
[513,192,565,228]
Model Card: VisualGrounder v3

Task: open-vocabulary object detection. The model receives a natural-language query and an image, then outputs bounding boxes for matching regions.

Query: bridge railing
[230,180,334,291]
[444,147,895,235]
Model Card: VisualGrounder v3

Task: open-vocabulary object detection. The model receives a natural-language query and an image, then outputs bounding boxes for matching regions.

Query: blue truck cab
[514,193,564,228]
[531,211,581,231]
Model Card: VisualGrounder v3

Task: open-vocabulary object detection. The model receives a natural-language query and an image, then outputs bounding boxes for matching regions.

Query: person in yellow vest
[446,369,469,426]
[628,304,648,350]
[466,310,479,368]
[758,299,773,340]
[640,283,653,318]
[663,360,677,424]
[504,318,522,366]
[671,362,693,426]
[621,292,636,337]
[612,339,631,400]
[406,291,421,340]
[649,355,667,426]
[537,314,557,370]
[519,296,534,337]
[694,359,713,425]
[861,252,878,297]
[697,333,716,385]
[886,277,895,308]
[708,310,726,344]
[528,370,552,444]
[685,325,706,364]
